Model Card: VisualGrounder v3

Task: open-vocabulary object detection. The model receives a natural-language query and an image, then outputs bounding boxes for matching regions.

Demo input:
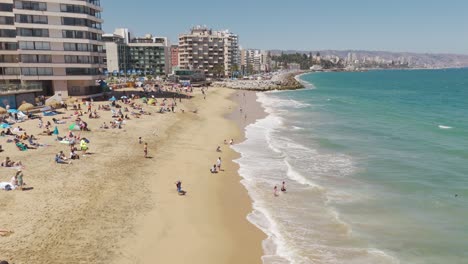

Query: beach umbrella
[0,107,7,115]
[18,103,34,112]
[7,109,19,114]
[53,126,59,135]
[46,100,61,108]
[66,97,77,104]
[109,96,116,102]
[148,98,156,105]
[121,96,128,99]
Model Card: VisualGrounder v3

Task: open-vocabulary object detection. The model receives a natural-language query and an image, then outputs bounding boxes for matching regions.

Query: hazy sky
[101,0,468,54]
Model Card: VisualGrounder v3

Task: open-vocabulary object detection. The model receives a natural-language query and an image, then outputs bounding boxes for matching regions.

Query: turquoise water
[234,69,468,264]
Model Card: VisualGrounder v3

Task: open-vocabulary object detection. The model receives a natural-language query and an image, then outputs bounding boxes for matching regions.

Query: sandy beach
[0,87,265,264]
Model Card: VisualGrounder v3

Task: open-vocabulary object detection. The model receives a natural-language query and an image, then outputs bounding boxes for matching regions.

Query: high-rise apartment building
[0,0,105,100]
[178,26,239,78]
[170,45,178,70]
[240,49,270,74]
[103,30,170,76]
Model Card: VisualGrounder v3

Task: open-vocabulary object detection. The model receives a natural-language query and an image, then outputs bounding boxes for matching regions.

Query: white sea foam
[234,92,398,264]
[438,125,453,129]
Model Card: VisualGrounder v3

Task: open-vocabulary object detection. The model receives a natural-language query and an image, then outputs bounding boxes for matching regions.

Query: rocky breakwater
[213,71,305,91]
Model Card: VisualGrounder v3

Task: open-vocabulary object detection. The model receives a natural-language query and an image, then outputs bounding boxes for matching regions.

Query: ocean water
[233,69,468,264]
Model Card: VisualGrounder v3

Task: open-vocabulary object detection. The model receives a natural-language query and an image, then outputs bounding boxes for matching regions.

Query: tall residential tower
[0,0,105,100]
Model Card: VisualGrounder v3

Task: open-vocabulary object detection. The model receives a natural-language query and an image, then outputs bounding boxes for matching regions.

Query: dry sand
[0,87,265,264]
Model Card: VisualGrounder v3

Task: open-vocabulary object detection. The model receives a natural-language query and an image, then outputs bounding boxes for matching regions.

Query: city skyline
[101,0,468,55]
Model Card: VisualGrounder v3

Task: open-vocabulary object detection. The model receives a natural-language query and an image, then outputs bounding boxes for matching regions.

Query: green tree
[213,64,225,78]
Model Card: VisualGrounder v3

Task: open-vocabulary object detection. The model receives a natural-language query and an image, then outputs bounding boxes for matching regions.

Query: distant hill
[269,50,468,68]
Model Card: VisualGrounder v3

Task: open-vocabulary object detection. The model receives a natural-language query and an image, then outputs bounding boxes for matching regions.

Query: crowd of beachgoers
[0,84,193,194]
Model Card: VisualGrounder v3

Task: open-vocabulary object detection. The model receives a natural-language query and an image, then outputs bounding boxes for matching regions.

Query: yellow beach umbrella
[46,100,61,108]
[0,107,7,115]
[18,103,34,112]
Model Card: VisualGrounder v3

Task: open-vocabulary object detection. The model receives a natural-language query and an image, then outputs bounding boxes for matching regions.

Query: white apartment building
[178,26,239,78]
[0,0,105,100]
[240,49,270,74]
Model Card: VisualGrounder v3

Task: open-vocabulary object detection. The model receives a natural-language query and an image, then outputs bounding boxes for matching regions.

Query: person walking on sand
[274,186,279,197]
[139,137,142,144]
[281,181,287,192]
[16,169,24,191]
[216,157,222,171]
[144,143,148,158]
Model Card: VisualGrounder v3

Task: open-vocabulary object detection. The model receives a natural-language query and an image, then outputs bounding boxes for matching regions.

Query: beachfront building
[128,34,170,76]
[178,26,240,78]
[240,49,271,75]
[103,30,170,76]
[0,0,105,103]
[170,44,179,71]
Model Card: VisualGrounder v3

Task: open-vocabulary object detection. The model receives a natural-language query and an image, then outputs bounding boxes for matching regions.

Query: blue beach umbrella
[109,96,116,102]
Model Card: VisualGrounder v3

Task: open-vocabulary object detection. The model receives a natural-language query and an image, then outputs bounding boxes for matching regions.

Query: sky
[101,0,468,55]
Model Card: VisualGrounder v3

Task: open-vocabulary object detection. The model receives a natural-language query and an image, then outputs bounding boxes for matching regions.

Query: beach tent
[53,126,59,135]
[18,103,34,112]
[69,123,80,131]
[109,96,117,102]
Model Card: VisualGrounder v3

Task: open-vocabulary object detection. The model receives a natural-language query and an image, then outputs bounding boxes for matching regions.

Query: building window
[66,68,100,75]
[17,28,49,37]
[22,67,53,75]
[0,42,18,50]
[15,14,48,24]
[0,55,17,63]
[15,1,47,11]
[21,55,51,63]
[0,3,13,12]
[0,29,16,38]
[0,16,14,25]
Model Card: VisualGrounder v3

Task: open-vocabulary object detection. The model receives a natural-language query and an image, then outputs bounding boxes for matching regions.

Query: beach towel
[0,182,15,190]
[43,111,57,116]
